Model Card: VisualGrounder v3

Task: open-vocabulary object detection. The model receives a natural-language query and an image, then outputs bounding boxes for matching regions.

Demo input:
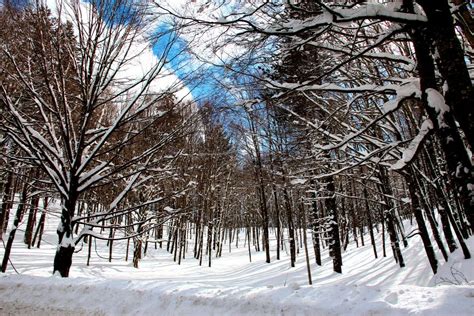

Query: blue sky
[38,0,245,110]
[152,24,228,106]
[36,0,236,106]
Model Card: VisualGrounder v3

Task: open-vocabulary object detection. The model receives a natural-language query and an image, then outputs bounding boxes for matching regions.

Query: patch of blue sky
[152,23,232,106]
[82,0,140,25]
[0,0,29,8]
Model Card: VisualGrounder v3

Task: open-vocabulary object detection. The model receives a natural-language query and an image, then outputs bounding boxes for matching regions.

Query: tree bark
[32,197,48,248]
[364,186,378,259]
[1,180,28,273]
[53,193,77,277]
[133,238,142,268]
[311,182,322,265]
[411,7,474,231]
[378,168,405,267]
[301,204,312,285]
[417,0,474,150]
[325,175,342,273]
[283,186,296,267]
[0,169,14,240]
[24,193,39,248]
[405,170,438,273]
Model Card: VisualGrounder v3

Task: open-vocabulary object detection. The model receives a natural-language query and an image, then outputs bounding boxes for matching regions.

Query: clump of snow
[391,119,433,170]
[60,234,74,248]
[163,206,175,212]
[290,178,307,185]
[426,88,450,128]
[383,79,421,113]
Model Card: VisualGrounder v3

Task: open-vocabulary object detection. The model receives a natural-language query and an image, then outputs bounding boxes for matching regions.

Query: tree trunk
[311,184,322,265]
[411,21,474,231]
[32,197,48,248]
[378,168,404,267]
[247,226,252,262]
[133,238,142,268]
[24,193,39,248]
[108,226,115,262]
[405,170,438,273]
[257,184,271,263]
[445,201,471,259]
[273,187,281,260]
[198,218,205,266]
[415,175,449,262]
[1,180,28,273]
[0,169,14,240]
[283,186,296,267]
[53,192,78,277]
[438,204,457,253]
[363,187,378,258]
[417,0,474,150]
[87,236,92,266]
[301,204,312,285]
[381,210,386,257]
[325,175,342,273]
[249,112,270,263]
[208,209,214,267]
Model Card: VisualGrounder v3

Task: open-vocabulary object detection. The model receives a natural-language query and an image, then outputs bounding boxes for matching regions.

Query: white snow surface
[1,203,473,315]
[426,88,450,128]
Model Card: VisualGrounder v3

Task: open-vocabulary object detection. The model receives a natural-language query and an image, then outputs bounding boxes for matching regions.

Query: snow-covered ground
[0,202,473,315]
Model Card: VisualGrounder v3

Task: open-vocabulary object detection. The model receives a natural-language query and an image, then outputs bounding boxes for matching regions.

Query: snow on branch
[382,79,421,113]
[390,119,433,171]
[426,88,450,128]
[158,2,427,36]
[334,3,427,24]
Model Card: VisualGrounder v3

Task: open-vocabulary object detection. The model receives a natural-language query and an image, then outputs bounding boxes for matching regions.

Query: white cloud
[43,0,193,103]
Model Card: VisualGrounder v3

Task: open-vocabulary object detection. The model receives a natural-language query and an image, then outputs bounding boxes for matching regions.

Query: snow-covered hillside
[0,202,473,315]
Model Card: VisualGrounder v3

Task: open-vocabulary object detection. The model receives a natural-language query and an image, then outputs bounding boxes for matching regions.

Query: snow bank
[1,273,473,316]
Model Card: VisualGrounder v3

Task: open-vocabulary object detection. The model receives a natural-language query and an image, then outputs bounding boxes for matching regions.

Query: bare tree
[0,0,192,277]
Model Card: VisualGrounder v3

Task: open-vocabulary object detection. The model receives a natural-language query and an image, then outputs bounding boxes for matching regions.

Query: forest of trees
[0,0,472,283]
